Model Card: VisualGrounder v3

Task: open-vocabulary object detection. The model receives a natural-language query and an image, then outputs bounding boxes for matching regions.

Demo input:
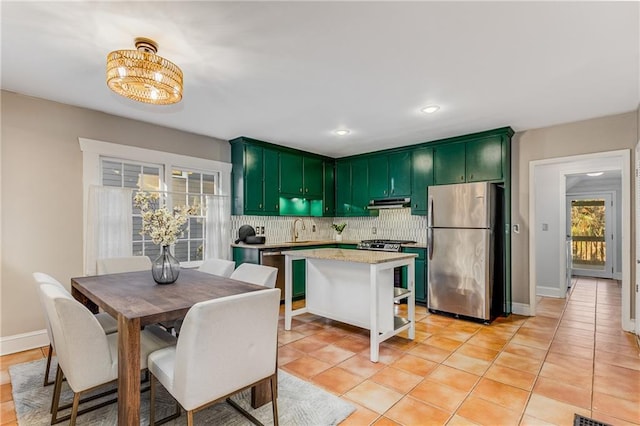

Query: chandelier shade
[106,38,183,105]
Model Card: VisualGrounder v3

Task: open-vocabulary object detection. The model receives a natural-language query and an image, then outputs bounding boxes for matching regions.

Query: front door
[566,193,614,279]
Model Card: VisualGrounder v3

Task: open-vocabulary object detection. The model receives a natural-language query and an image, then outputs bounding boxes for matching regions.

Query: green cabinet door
[279,152,304,196]
[368,155,389,198]
[434,142,466,185]
[415,258,426,304]
[263,148,280,214]
[292,259,306,298]
[388,151,411,197]
[323,161,335,216]
[335,160,351,216]
[303,156,323,197]
[351,158,369,215]
[411,147,433,215]
[402,247,427,304]
[244,144,265,213]
[466,135,503,182]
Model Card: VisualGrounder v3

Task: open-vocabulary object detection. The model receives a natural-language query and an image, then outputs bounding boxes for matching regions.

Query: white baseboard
[0,329,49,356]
[536,286,563,298]
[511,303,532,316]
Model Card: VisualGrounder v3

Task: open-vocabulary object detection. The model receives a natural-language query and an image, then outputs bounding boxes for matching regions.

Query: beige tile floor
[1,277,639,425]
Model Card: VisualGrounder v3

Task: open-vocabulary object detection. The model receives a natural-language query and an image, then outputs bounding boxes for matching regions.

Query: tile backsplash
[231,208,427,244]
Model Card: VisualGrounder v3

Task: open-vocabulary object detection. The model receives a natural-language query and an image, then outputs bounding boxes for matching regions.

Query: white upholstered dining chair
[230,263,278,288]
[32,272,118,386]
[172,258,238,335]
[148,288,281,426]
[96,255,152,275]
[39,284,177,425]
[198,258,236,277]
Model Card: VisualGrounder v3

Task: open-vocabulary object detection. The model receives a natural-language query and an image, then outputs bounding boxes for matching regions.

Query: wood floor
[1,277,639,425]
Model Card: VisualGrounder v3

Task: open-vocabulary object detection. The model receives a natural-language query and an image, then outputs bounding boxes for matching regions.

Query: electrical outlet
[542,223,548,231]
[260,226,265,234]
[312,225,316,232]
[372,227,377,235]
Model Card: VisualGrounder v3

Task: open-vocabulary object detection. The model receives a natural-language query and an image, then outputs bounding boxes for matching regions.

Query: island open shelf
[282,248,417,362]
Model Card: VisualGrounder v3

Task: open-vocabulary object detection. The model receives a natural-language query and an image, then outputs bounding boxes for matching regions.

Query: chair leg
[187,410,194,426]
[43,344,53,386]
[50,366,63,419]
[69,392,81,426]
[149,373,156,426]
[270,375,278,426]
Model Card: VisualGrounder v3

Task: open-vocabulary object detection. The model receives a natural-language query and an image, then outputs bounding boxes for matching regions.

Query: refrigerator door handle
[427,196,435,259]
[428,227,434,260]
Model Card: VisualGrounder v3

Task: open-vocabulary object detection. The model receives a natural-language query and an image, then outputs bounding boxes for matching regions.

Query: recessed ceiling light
[420,105,440,114]
[587,172,604,177]
[334,129,350,136]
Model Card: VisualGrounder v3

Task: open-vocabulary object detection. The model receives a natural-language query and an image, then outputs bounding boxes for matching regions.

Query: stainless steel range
[357,239,416,252]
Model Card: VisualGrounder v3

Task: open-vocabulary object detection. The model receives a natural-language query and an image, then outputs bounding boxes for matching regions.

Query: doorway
[566,192,615,279]
[529,149,632,332]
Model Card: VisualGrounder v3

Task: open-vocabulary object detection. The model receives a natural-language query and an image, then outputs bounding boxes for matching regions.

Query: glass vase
[152,246,180,284]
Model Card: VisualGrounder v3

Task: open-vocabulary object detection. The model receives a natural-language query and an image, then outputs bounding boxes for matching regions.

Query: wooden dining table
[71,268,273,425]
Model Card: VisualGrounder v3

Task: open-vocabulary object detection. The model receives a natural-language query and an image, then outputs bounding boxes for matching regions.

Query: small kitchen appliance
[357,239,416,252]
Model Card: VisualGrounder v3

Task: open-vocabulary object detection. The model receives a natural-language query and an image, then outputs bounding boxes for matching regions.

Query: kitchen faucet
[292,218,305,242]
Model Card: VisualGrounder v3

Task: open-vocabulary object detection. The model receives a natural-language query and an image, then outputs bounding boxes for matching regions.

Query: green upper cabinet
[303,156,323,197]
[351,158,369,215]
[465,135,503,182]
[388,151,411,197]
[323,160,335,216]
[280,153,323,199]
[433,142,466,185]
[411,147,433,215]
[335,160,352,216]
[262,149,280,214]
[368,151,411,199]
[231,139,280,215]
[368,155,389,198]
[279,152,303,196]
[335,158,376,217]
[433,135,504,185]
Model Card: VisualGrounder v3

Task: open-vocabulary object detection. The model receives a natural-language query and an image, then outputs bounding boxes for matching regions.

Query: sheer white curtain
[205,195,231,261]
[85,186,133,275]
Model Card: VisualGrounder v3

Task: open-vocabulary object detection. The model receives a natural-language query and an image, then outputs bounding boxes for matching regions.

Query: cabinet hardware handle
[305,188,308,192]
[470,174,474,179]
[259,203,262,208]
[299,188,303,192]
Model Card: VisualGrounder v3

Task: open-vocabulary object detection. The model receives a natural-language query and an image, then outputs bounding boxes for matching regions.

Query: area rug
[10,358,354,425]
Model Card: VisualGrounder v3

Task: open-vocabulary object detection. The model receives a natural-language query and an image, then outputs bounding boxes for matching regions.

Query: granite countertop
[280,248,418,264]
[231,240,360,249]
[231,240,427,250]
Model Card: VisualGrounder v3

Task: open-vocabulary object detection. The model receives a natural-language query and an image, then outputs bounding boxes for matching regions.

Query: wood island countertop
[281,247,418,264]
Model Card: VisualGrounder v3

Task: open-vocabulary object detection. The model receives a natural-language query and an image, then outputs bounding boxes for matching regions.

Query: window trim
[80,138,232,273]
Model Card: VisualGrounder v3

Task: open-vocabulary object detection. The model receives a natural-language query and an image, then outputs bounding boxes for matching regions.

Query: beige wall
[511,111,638,311]
[0,91,230,337]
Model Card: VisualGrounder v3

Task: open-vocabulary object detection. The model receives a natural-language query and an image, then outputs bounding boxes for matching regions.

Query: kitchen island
[282,248,417,362]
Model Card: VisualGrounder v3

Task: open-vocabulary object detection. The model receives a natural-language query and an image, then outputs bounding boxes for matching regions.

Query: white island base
[283,248,417,362]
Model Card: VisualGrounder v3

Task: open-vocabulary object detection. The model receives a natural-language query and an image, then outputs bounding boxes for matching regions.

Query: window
[81,138,232,271]
[101,158,163,259]
[171,168,217,263]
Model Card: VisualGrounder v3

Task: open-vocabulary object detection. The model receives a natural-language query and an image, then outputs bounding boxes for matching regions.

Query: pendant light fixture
[106,37,183,105]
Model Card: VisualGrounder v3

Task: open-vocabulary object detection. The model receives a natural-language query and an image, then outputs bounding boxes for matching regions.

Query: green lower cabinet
[232,247,259,267]
[402,247,427,304]
[292,259,306,298]
[337,244,357,249]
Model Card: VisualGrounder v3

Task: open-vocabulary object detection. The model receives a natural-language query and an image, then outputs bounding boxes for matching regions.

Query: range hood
[367,197,411,209]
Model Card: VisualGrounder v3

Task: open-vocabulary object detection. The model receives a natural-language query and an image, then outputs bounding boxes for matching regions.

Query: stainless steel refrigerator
[427,182,497,321]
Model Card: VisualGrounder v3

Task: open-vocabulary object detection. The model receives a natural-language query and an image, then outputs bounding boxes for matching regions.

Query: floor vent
[574,414,611,426]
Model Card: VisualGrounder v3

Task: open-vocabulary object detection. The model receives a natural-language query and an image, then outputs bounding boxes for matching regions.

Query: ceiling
[1,1,638,158]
